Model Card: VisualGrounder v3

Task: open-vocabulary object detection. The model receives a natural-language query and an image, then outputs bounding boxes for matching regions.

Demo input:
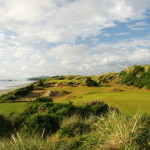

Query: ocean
[0,79,33,90]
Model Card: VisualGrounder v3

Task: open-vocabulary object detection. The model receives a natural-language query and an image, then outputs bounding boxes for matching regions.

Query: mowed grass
[0,102,27,116]
[0,85,150,115]
[55,86,150,114]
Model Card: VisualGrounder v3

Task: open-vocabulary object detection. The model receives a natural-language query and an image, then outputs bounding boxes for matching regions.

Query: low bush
[133,65,145,74]
[85,77,98,87]
[14,88,30,96]
[34,97,53,102]
[0,92,15,102]
[23,114,59,137]
[0,114,13,137]
[10,101,111,136]
[85,101,110,116]
[58,116,91,137]
[0,111,150,150]
[37,80,44,86]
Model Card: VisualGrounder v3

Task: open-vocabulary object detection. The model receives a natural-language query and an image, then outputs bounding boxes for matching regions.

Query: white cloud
[0,0,149,78]
[0,0,55,23]
[0,0,150,43]
[0,36,150,78]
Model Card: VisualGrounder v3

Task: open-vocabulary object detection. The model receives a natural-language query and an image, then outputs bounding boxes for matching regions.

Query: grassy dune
[0,111,149,150]
[0,68,150,149]
[0,85,150,116]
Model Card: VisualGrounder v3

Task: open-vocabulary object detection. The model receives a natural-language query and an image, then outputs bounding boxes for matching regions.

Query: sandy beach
[0,83,32,96]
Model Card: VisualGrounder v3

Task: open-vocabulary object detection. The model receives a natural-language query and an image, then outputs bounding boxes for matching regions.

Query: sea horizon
[0,79,33,90]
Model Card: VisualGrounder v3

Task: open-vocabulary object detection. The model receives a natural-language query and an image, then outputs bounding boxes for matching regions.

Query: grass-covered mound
[0,98,149,149]
[0,65,150,103]
[10,99,110,137]
[0,84,34,102]
[0,111,150,150]
[119,65,150,89]
[97,65,150,89]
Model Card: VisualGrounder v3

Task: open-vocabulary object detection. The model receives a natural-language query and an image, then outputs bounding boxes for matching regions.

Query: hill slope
[97,65,150,89]
[0,65,150,114]
[0,65,150,149]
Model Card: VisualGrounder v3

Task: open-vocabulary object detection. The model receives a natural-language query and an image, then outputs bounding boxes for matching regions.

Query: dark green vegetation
[34,97,53,102]
[119,65,150,89]
[0,100,150,150]
[0,114,13,137]
[0,65,150,149]
[98,65,150,89]
[10,100,110,137]
[85,77,98,87]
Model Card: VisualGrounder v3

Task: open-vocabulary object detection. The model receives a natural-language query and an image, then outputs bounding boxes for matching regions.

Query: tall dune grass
[0,111,149,150]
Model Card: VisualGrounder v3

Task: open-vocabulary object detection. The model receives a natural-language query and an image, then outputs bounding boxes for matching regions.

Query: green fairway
[56,86,150,114]
[0,85,150,116]
[0,102,27,116]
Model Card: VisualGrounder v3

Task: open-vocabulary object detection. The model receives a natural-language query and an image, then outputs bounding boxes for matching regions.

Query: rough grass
[0,112,149,150]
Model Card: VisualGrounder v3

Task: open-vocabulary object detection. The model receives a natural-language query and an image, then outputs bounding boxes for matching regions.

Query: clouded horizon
[0,0,150,79]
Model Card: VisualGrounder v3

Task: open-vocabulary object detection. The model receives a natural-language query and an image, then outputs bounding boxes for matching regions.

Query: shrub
[58,116,91,137]
[146,84,150,90]
[1,112,150,150]
[34,97,53,102]
[0,114,13,137]
[0,92,15,102]
[37,80,44,86]
[135,114,150,148]
[121,73,136,86]
[119,70,127,76]
[133,65,144,74]
[14,88,30,96]
[23,114,59,137]
[10,112,25,131]
[85,101,110,116]
[10,101,111,137]
[85,77,98,87]
[25,84,35,91]
[58,122,90,137]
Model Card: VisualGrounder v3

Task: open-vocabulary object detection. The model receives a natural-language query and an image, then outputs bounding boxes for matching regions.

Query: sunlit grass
[56,86,150,114]
[0,85,150,116]
[0,102,27,116]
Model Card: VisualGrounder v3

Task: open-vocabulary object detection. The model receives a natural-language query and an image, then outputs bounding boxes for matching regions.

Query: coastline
[0,83,32,96]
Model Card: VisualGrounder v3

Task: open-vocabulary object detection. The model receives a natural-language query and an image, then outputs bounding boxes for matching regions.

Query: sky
[0,0,150,79]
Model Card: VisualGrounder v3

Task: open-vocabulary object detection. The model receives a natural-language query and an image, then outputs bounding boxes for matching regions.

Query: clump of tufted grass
[0,133,52,150]
[0,112,149,150]
[68,111,150,150]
